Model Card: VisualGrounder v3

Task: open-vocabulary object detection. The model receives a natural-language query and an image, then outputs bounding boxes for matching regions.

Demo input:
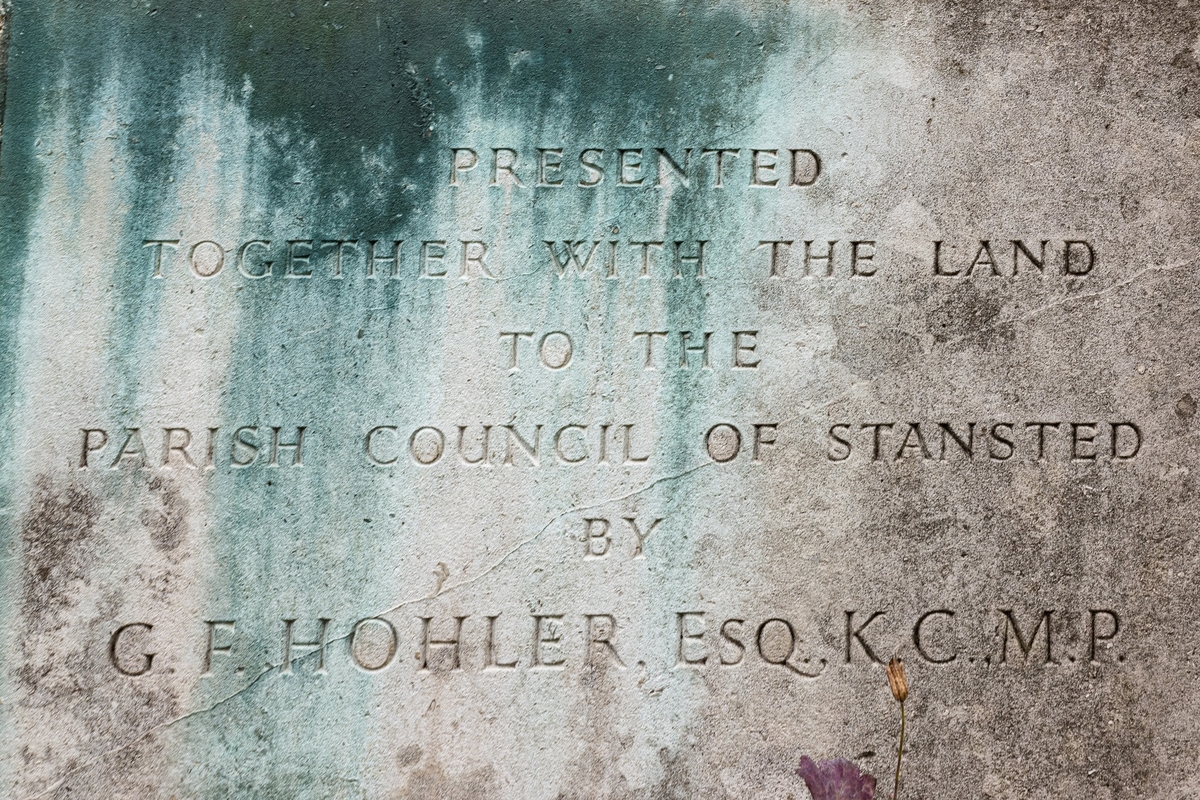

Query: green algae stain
[0,0,846,794]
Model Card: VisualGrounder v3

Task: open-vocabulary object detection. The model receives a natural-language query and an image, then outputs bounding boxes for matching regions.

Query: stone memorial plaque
[0,1,1196,797]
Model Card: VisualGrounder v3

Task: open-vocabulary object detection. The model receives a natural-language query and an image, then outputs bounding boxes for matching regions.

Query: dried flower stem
[891,699,905,800]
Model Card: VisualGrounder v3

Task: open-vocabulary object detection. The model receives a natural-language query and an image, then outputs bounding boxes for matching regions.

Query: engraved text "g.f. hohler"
[105,607,1124,679]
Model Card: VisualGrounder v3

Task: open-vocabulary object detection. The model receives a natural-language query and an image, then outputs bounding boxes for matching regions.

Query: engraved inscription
[827,421,1142,462]
[110,606,1125,681]
[79,426,308,470]
[448,146,822,189]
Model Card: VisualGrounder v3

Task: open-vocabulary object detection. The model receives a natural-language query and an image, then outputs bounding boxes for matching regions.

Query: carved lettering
[913,610,956,664]
[109,623,156,676]
[999,609,1055,665]
[202,620,236,677]
[585,614,625,668]
[933,239,1095,277]
[532,614,565,668]
[845,611,884,663]
[676,612,707,666]
[282,618,330,675]
[830,421,1143,463]
[419,616,467,671]
[349,617,398,672]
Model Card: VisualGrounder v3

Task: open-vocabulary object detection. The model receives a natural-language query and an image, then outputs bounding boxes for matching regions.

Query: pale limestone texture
[0,1,1197,798]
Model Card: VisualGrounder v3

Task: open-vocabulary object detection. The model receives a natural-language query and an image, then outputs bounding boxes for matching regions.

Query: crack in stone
[935,258,1190,352]
[17,461,718,798]
[18,256,1183,796]
[22,664,277,800]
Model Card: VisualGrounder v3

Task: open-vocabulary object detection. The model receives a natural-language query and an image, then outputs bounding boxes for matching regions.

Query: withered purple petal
[797,755,877,800]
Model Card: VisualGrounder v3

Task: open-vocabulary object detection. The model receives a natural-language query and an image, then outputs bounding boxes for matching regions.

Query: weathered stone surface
[0,1,1196,797]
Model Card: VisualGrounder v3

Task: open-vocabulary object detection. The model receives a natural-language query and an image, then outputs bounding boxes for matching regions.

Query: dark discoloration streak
[398,760,498,800]
[141,475,188,552]
[927,282,1010,346]
[0,0,10,155]
[15,476,181,796]
[833,328,922,379]
[405,63,435,137]
[19,475,101,637]
[649,747,702,800]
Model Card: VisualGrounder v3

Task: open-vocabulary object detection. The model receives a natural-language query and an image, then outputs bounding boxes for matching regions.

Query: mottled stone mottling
[0,1,1198,798]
